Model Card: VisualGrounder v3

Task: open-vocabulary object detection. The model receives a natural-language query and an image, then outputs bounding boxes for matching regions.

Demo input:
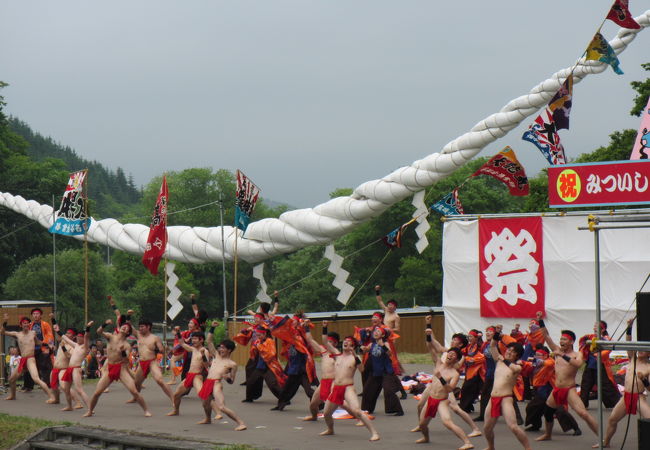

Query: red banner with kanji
[479,217,545,318]
[142,175,168,275]
[548,161,650,208]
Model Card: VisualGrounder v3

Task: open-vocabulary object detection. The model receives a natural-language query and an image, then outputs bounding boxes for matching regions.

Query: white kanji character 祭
[482,227,539,306]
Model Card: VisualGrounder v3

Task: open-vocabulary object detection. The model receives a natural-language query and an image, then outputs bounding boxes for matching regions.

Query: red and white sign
[548,160,650,208]
[479,217,545,318]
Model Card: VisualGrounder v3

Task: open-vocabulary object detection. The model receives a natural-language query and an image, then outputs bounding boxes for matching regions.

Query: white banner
[442,215,647,345]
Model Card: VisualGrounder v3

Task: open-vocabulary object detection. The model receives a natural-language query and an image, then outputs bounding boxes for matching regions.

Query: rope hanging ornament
[1,10,649,264]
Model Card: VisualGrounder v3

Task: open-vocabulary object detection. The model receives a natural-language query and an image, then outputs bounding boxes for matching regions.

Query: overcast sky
[2,1,649,208]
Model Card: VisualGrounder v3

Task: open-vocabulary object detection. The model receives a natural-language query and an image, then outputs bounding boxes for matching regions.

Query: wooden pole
[163,257,168,371]
[83,169,89,324]
[233,228,239,324]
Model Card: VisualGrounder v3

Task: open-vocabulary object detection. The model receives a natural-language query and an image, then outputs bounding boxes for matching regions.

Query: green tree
[630,63,650,117]
[2,249,111,327]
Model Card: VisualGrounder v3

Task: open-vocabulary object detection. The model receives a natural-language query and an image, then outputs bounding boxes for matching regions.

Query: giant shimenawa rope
[1,12,649,264]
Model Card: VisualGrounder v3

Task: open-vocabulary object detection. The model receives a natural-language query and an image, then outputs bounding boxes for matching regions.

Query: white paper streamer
[411,190,430,254]
[324,245,355,304]
[165,262,183,320]
[253,263,272,303]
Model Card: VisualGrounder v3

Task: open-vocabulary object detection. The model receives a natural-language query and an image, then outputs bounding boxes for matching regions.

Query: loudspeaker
[637,292,650,342]
[639,418,650,449]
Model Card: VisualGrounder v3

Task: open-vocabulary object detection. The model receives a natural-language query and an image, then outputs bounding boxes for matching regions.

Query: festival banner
[606,0,641,29]
[479,217,545,318]
[382,224,406,248]
[586,33,623,75]
[472,146,529,196]
[629,96,650,160]
[431,189,464,216]
[142,175,168,275]
[235,170,260,233]
[547,74,573,130]
[548,160,650,207]
[522,108,567,165]
[49,170,91,236]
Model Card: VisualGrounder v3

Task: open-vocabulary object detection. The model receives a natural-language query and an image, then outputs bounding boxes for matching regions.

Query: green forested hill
[8,118,141,218]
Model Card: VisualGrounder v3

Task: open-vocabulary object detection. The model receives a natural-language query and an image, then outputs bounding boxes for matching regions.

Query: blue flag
[431,189,464,216]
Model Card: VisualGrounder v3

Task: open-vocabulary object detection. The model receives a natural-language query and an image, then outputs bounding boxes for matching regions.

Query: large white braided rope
[1,12,649,264]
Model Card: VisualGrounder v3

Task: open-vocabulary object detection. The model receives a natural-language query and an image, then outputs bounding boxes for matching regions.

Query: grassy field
[0,413,65,449]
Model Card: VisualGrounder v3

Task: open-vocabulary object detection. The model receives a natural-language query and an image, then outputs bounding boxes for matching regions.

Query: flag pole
[163,257,168,371]
[233,227,239,325]
[219,195,228,337]
[52,195,57,315]
[83,169,89,324]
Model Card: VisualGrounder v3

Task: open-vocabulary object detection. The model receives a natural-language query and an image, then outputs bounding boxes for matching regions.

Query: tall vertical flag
[585,33,624,75]
[142,175,168,275]
[547,74,573,130]
[235,170,260,233]
[49,170,91,236]
[606,0,641,29]
[522,107,567,165]
[472,147,529,196]
[629,96,650,160]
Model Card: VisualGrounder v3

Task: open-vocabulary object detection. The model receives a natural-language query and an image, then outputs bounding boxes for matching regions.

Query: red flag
[606,0,640,29]
[142,176,168,275]
[472,147,529,196]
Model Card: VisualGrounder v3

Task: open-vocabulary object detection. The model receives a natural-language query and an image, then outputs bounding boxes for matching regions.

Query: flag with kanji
[586,33,623,75]
[431,189,464,216]
[547,74,573,130]
[142,175,168,275]
[606,0,640,29]
[629,96,650,160]
[472,146,529,196]
[382,224,407,248]
[235,170,260,233]
[49,170,91,236]
[522,107,567,165]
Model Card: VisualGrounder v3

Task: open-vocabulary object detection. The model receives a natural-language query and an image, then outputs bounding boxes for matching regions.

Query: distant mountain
[8,118,141,218]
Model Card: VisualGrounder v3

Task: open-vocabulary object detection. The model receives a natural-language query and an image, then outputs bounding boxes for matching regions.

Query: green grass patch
[399,352,431,364]
[214,445,256,450]
[0,413,63,449]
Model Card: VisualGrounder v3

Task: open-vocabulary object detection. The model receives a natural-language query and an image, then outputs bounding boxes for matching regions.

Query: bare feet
[166,380,177,385]
[214,413,223,420]
[592,443,609,449]
[410,426,421,432]
[5,396,16,401]
[125,398,136,404]
[144,411,152,417]
[302,415,317,421]
[468,430,482,437]
[46,398,57,404]
[416,437,429,444]
[234,424,247,431]
[355,421,365,427]
[320,429,334,436]
[74,403,84,409]
[166,410,179,416]
[369,434,380,441]
[197,418,211,424]
[458,444,474,450]
[82,410,94,417]
[535,434,551,441]
[60,406,73,411]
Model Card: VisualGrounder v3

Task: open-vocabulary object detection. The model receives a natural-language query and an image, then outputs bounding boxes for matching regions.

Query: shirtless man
[411,316,482,437]
[196,321,246,430]
[303,319,346,421]
[597,318,650,447]
[50,319,75,407]
[167,330,209,416]
[127,318,173,403]
[319,336,379,441]
[483,332,531,450]
[537,314,599,441]
[1,314,55,402]
[375,285,400,332]
[84,320,151,417]
[60,322,94,411]
[417,324,473,449]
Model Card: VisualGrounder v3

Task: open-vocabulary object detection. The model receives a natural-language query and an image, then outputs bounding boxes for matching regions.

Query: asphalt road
[0,363,640,450]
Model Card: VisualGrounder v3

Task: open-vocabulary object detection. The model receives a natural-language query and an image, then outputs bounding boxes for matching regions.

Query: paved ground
[0,364,639,449]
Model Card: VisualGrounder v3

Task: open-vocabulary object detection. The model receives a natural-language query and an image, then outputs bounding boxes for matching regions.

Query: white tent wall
[442,215,650,345]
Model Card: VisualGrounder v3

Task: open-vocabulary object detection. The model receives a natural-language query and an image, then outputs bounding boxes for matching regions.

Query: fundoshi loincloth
[328,384,352,406]
[17,355,34,374]
[320,378,334,402]
[198,378,221,400]
[62,366,79,383]
[139,359,153,378]
[425,396,445,418]
[183,372,199,388]
[552,387,572,410]
[108,363,122,382]
[624,391,640,415]
[50,368,61,389]
[490,395,512,418]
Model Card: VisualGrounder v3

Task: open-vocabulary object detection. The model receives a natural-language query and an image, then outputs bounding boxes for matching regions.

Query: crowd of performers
[2,287,650,448]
